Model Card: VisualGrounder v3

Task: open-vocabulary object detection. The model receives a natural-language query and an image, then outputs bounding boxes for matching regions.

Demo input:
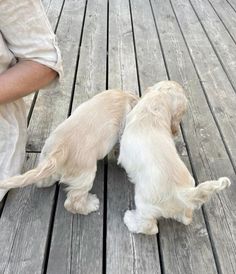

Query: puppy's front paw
[64,198,77,214]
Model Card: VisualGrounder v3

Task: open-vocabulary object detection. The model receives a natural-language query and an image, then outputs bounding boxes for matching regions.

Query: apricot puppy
[118,81,230,234]
[0,90,138,214]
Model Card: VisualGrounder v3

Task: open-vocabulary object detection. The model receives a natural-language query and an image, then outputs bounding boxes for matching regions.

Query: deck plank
[47,0,107,273]
[106,1,162,273]
[26,0,86,152]
[72,0,108,107]
[24,0,64,116]
[190,0,236,90]
[47,162,104,274]
[170,0,236,168]
[0,1,66,273]
[1,0,236,273]
[44,0,65,30]
[108,0,138,92]
[131,0,217,273]
[130,0,167,86]
[152,0,236,273]
[107,152,161,274]
[225,0,236,14]
[0,154,56,274]
[207,0,236,42]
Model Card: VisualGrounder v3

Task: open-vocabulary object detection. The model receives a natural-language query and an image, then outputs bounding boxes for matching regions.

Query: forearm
[0,60,58,104]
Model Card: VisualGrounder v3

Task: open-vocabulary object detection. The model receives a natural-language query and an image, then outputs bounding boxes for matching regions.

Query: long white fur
[118,81,231,235]
[0,90,138,214]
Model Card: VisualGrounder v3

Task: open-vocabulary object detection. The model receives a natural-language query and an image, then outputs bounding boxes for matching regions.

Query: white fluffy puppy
[0,90,138,214]
[118,81,231,235]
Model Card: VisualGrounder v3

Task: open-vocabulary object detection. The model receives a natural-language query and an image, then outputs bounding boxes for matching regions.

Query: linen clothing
[0,0,63,201]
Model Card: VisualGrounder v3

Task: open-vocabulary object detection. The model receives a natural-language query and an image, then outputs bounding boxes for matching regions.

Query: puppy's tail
[0,155,57,189]
[179,177,231,209]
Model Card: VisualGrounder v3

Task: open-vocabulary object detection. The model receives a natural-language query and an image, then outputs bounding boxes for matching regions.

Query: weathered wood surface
[106,0,161,273]
[26,0,86,152]
[227,0,236,12]
[152,0,236,273]
[207,0,236,43]
[131,1,217,273]
[107,151,161,274]
[0,0,236,273]
[0,1,65,273]
[47,162,104,274]
[47,0,107,273]
[171,0,236,168]
[0,154,56,274]
[72,0,107,108]
[108,0,138,92]
[24,0,65,117]
[130,0,167,87]
[190,0,236,94]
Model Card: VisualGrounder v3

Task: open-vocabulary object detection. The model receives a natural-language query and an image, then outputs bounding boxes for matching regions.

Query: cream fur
[118,81,231,235]
[0,90,138,214]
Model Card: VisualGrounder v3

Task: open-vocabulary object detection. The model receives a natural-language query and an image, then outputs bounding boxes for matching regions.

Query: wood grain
[0,154,56,274]
[106,1,161,273]
[1,0,236,273]
[152,0,236,272]
[132,0,217,273]
[26,0,86,151]
[47,0,107,273]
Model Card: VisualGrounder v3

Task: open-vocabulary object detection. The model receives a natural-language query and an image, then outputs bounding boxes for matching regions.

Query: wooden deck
[0,0,236,273]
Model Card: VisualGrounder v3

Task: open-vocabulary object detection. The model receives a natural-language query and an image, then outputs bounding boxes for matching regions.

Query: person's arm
[0,60,57,104]
[0,0,63,105]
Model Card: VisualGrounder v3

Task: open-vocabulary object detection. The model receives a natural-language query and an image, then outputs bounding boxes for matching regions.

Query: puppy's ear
[171,93,188,136]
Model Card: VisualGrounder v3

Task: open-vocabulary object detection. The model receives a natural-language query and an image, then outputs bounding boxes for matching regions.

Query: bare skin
[0,60,58,104]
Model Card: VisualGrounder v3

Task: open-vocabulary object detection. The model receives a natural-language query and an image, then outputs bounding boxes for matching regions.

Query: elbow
[46,67,58,84]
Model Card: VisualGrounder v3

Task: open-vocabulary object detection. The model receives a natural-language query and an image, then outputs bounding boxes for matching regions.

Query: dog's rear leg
[63,168,99,215]
[183,177,231,209]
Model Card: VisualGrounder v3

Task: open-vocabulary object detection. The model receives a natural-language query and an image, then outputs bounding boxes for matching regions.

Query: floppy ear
[171,93,188,136]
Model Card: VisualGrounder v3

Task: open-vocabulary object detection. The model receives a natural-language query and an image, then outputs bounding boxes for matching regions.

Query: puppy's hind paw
[86,194,100,213]
[64,194,100,215]
[124,210,139,233]
[124,210,158,235]
[180,216,192,226]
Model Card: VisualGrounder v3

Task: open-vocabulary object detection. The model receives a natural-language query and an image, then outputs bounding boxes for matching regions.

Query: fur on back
[118,81,230,234]
[119,82,189,204]
[41,90,138,178]
[0,90,138,191]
